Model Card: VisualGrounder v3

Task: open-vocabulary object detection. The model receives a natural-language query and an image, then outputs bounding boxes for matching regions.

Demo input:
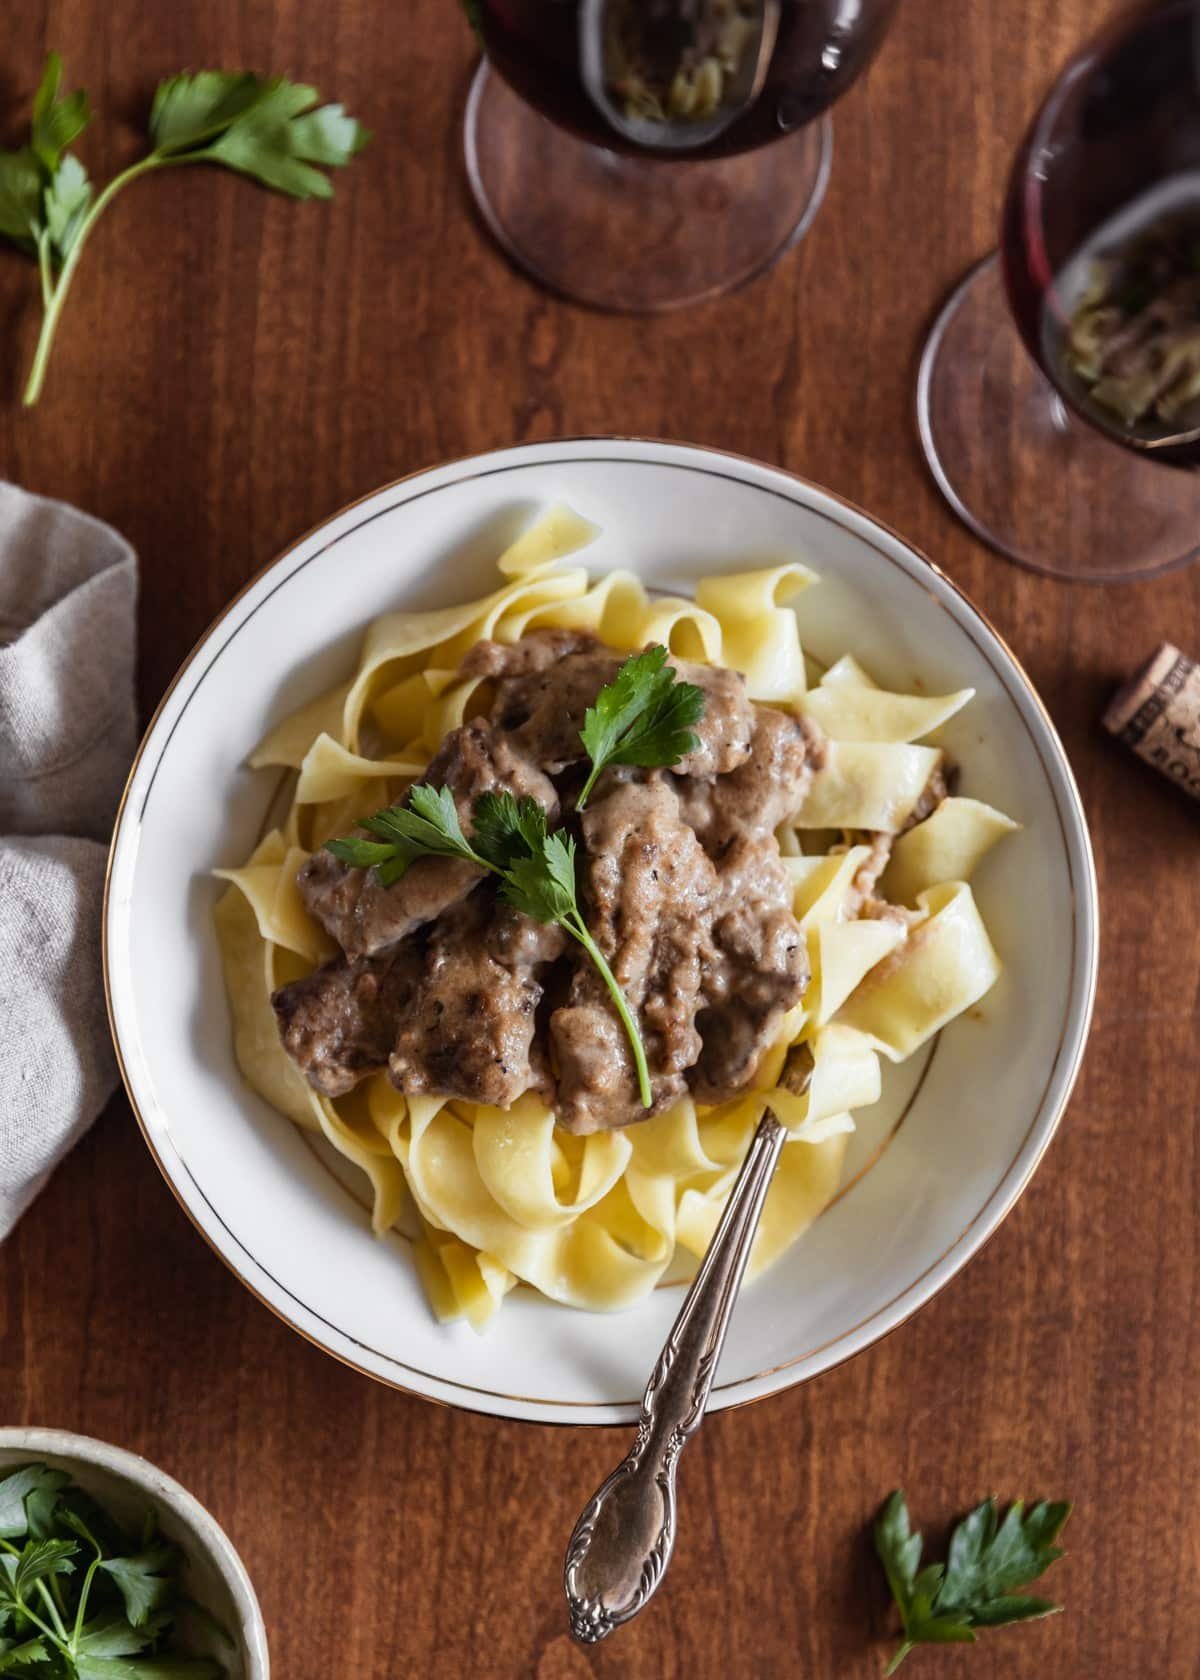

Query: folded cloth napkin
[0,483,137,1238]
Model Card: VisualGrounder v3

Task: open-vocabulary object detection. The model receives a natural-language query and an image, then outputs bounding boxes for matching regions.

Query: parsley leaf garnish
[1,55,368,406]
[471,789,549,871]
[874,1490,1071,1673]
[0,1464,225,1679]
[375,784,484,864]
[326,788,654,1107]
[576,646,706,811]
[326,784,492,888]
[500,828,580,924]
[97,1552,177,1629]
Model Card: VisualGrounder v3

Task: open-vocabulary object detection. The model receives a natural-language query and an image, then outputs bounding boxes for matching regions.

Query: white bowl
[104,439,1098,1426]
[0,1428,268,1676]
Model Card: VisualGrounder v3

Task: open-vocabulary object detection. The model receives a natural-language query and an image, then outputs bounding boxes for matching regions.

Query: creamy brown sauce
[273,631,831,1133]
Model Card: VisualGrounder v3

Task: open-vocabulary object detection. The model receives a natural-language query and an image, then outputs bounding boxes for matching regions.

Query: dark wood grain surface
[3,2,1197,1676]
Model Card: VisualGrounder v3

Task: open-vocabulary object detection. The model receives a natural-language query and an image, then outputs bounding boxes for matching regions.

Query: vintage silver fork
[563,1043,814,1642]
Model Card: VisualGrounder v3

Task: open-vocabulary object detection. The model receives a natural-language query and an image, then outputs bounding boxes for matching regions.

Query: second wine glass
[918,0,1200,582]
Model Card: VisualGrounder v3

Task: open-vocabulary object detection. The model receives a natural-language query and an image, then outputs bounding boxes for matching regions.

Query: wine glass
[918,0,1200,582]
[463,0,900,313]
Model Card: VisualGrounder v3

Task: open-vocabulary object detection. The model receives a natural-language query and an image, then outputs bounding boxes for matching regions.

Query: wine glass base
[464,61,832,314]
[917,253,1200,582]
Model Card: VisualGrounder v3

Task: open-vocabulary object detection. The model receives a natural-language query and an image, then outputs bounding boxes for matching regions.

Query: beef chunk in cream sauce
[272,944,423,1098]
[673,705,824,851]
[461,627,600,684]
[389,891,566,1109]
[551,781,716,1132]
[691,836,809,1104]
[465,635,756,781]
[278,628,828,1133]
[296,720,559,960]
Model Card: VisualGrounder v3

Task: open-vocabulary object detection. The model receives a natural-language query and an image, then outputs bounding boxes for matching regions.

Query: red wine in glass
[476,0,899,160]
[461,1,900,312]
[1003,0,1200,469]
[917,0,1200,580]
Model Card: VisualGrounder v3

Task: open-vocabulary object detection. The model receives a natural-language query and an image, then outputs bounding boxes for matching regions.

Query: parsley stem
[472,844,651,1105]
[22,152,163,407]
[35,1580,68,1643]
[575,762,602,814]
[48,1569,69,1623]
[8,1590,64,1652]
[566,915,653,1108]
[35,231,53,310]
[71,1543,104,1651]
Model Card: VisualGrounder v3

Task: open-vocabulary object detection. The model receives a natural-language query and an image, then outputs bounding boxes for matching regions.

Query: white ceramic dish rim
[0,1426,269,1677]
[104,438,1099,1425]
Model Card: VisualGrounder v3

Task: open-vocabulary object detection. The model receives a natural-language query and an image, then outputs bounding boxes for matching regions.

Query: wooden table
[3,3,1197,1675]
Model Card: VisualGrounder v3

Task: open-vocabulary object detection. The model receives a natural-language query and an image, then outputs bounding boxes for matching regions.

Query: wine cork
[1103,643,1200,802]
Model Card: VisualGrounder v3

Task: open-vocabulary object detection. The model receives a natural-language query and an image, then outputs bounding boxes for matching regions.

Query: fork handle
[563,1107,787,1642]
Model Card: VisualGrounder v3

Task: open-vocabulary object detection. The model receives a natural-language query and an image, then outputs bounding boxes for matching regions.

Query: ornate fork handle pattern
[563,1105,788,1643]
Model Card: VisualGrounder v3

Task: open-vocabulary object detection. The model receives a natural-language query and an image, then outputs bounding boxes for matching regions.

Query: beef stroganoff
[214,506,1016,1326]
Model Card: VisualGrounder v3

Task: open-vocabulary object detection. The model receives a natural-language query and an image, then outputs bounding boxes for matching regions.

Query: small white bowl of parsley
[0,1428,268,1679]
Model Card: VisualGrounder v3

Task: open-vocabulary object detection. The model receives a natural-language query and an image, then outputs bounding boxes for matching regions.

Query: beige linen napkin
[0,483,137,1237]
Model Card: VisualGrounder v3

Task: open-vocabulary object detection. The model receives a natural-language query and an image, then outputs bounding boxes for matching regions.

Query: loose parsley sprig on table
[874,1490,1071,1673]
[0,54,369,406]
[0,1461,226,1677]
[576,645,705,811]
[328,787,654,1108]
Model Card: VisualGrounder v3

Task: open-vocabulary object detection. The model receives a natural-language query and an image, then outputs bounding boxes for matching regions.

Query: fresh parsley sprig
[327,785,486,888]
[576,646,706,812]
[0,1462,225,1678]
[874,1490,1071,1673]
[327,788,653,1107]
[0,54,369,406]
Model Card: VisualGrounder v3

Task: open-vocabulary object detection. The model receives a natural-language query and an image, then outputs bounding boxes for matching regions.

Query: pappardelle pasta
[214,506,1017,1328]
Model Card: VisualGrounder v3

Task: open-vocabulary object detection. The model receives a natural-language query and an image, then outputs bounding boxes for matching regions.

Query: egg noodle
[213,506,1017,1328]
